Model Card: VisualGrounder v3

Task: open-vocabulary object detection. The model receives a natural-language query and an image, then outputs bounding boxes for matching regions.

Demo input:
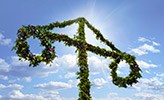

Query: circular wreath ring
[14,25,57,66]
[109,53,142,87]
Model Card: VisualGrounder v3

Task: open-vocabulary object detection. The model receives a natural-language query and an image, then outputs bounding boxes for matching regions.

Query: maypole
[12,17,142,100]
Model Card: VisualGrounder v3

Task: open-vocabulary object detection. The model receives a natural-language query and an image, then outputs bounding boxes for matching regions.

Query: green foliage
[12,17,142,100]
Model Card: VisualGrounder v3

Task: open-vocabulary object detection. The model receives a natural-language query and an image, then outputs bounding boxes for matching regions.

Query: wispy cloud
[138,37,151,42]
[138,37,160,46]
[152,41,160,46]
[0,33,11,46]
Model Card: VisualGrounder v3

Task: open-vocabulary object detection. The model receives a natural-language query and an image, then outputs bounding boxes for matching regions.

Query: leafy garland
[12,17,142,100]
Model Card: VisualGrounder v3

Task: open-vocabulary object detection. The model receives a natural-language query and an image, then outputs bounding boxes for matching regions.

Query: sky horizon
[0,0,164,100]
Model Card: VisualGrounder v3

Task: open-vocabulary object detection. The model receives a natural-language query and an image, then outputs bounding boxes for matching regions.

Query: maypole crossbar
[12,17,142,100]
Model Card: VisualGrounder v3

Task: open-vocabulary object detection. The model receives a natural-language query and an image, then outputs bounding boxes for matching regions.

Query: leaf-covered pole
[76,18,91,100]
[12,17,142,100]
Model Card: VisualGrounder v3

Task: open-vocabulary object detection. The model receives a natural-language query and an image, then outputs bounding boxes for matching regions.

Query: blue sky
[0,0,164,100]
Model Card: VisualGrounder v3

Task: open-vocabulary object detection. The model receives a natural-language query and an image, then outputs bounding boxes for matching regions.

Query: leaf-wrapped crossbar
[13,17,142,99]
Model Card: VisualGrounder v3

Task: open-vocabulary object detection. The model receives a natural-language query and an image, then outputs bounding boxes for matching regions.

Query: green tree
[12,17,142,100]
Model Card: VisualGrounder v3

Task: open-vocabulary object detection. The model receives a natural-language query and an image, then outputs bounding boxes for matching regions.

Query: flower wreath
[13,25,57,66]
[109,53,141,87]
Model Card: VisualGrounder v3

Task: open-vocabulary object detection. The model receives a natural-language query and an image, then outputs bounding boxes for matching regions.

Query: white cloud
[156,73,164,78]
[64,72,76,79]
[1,90,46,100]
[91,72,100,75]
[82,55,112,83]
[61,97,76,100]
[1,54,110,83]
[0,90,62,100]
[0,84,23,90]
[55,54,110,74]
[131,43,160,56]
[10,56,30,67]
[39,90,61,100]
[141,77,163,86]
[93,92,164,100]
[67,79,80,88]
[55,54,78,72]
[7,56,58,78]
[115,60,131,76]
[137,60,157,69]
[0,33,11,46]
[107,93,132,100]
[117,60,128,68]
[93,92,132,100]
[141,44,160,53]
[92,78,107,89]
[89,56,109,70]
[8,77,32,83]
[130,37,160,56]
[34,81,71,90]
[0,58,10,72]
[0,75,8,80]
[108,60,157,77]
[134,93,164,100]
[130,47,148,56]
[21,77,32,82]
[132,77,164,92]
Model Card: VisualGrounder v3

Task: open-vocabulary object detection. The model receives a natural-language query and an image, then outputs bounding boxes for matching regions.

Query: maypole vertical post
[76,18,91,100]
